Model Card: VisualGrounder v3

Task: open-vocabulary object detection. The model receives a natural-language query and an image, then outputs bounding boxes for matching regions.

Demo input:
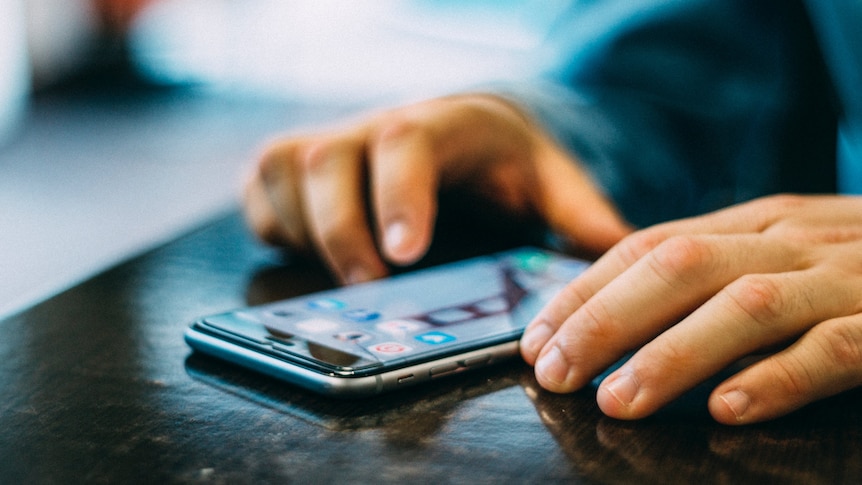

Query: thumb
[535,142,633,257]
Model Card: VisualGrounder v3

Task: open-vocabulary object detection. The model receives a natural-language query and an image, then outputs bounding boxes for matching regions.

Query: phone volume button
[397,374,415,384]
[463,355,491,367]
[429,362,460,378]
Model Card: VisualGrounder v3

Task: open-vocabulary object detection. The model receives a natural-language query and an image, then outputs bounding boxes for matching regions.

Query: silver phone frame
[184,323,521,398]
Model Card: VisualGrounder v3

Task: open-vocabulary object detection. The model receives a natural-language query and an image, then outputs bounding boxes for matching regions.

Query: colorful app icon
[295,318,340,333]
[342,308,381,322]
[376,319,426,336]
[369,342,412,354]
[512,249,551,272]
[268,309,295,318]
[307,298,346,311]
[415,331,456,345]
[426,308,474,325]
[334,331,371,343]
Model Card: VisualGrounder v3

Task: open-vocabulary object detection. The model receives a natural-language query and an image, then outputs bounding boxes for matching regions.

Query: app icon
[369,342,412,354]
[307,298,346,311]
[426,308,474,325]
[376,319,426,336]
[334,331,371,343]
[295,318,340,333]
[342,308,381,322]
[268,309,294,318]
[513,250,551,272]
[415,331,456,345]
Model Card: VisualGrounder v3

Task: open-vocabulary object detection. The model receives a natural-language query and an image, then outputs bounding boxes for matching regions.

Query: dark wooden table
[3,209,862,484]
[3,90,862,484]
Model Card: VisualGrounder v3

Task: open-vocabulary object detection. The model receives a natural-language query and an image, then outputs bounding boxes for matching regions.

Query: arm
[504,0,836,228]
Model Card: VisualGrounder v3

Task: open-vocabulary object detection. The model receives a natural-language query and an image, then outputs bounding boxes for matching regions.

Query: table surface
[0,86,346,318]
[3,91,862,484]
[3,208,862,484]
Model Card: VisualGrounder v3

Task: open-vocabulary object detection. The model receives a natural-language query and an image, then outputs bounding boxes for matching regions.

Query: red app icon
[369,342,412,354]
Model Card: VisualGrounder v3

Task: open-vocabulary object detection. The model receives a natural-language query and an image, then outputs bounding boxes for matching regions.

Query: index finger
[368,119,440,266]
[299,133,390,284]
[520,200,777,365]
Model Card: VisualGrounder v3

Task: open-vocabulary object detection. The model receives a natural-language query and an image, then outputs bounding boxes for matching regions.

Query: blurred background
[0,0,566,318]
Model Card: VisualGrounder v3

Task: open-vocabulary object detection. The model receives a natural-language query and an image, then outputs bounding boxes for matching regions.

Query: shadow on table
[186,338,862,483]
[521,370,862,484]
[184,351,525,434]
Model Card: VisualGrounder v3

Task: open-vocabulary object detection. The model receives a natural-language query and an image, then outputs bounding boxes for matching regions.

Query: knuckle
[761,320,862,403]
[651,335,698,371]
[372,116,435,156]
[575,299,618,343]
[258,140,299,179]
[614,228,669,266]
[757,194,807,214]
[752,194,807,230]
[298,136,353,173]
[375,116,423,143]
[648,235,719,286]
[556,280,596,311]
[725,274,788,327]
[769,355,816,398]
[299,140,334,172]
[816,321,862,370]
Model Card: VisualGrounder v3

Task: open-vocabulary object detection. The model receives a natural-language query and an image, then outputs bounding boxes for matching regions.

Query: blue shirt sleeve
[503,0,837,227]
[803,0,862,194]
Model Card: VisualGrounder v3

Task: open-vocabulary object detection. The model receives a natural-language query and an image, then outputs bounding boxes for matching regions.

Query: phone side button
[463,355,491,367]
[429,362,460,378]
[397,374,415,384]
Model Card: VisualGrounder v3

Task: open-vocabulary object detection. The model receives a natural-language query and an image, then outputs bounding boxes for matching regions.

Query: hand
[244,94,630,283]
[520,195,862,424]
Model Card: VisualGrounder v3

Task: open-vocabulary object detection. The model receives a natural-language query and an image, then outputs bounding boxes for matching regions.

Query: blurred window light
[1,0,31,144]
[129,0,569,104]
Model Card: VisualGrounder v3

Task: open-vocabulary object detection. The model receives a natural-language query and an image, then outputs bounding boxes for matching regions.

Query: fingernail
[535,346,571,387]
[345,266,371,285]
[719,389,750,421]
[521,323,553,360]
[603,372,639,407]
[384,220,411,258]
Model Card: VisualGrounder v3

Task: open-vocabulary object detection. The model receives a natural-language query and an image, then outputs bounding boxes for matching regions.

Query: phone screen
[189,247,588,380]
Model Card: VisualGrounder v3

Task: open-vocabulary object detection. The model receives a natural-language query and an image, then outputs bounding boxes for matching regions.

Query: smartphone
[184,247,589,398]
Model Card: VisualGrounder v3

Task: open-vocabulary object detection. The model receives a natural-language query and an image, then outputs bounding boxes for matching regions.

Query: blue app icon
[415,331,456,345]
[307,298,346,311]
[342,308,381,322]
